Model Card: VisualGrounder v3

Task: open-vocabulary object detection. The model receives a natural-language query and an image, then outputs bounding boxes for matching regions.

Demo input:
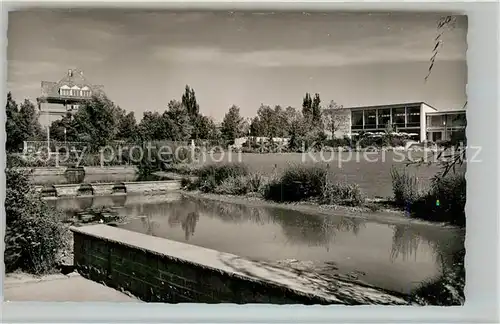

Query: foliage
[131,142,198,177]
[263,164,327,202]
[411,173,466,226]
[214,175,253,195]
[116,108,138,141]
[321,181,364,207]
[322,101,349,138]
[182,85,200,119]
[50,113,78,142]
[221,105,244,142]
[5,168,67,274]
[71,95,120,150]
[194,163,249,193]
[165,100,193,141]
[302,92,322,125]
[194,115,221,140]
[390,167,422,206]
[6,93,44,152]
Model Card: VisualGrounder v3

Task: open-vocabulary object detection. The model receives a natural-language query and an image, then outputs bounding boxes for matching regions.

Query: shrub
[390,167,422,206]
[411,172,466,226]
[246,173,266,193]
[194,163,249,193]
[214,175,251,195]
[263,165,327,202]
[180,176,196,190]
[321,181,364,206]
[5,168,68,274]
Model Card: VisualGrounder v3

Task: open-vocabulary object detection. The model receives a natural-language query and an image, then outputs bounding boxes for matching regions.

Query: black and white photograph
[5,9,467,306]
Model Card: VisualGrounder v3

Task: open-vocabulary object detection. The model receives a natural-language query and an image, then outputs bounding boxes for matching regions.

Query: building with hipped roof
[37,68,105,127]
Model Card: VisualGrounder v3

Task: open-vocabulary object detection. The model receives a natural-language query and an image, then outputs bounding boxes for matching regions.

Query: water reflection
[50,193,464,293]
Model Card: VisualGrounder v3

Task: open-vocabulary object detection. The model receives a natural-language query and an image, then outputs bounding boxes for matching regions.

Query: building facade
[326,102,466,142]
[37,68,104,128]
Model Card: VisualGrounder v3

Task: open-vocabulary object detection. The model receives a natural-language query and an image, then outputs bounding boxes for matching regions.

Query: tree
[195,115,220,140]
[71,95,119,149]
[322,100,349,138]
[116,109,137,141]
[302,93,313,120]
[49,113,78,143]
[17,99,43,143]
[311,93,322,124]
[137,111,167,141]
[165,100,193,141]
[249,116,262,136]
[284,106,299,136]
[256,104,276,138]
[5,92,23,152]
[221,105,244,142]
[288,112,308,151]
[181,85,200,118]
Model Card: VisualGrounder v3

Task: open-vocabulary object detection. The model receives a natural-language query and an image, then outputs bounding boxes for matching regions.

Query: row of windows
[427,113,466,128]
[60,89,92,97]
[351,107,421,130]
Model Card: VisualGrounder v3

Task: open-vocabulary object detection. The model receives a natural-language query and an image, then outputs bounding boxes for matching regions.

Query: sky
[7,10,467,121]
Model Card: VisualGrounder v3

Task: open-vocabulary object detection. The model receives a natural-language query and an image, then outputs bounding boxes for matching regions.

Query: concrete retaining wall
[54,184,80,197]
[35,180,181,197]
[123,181,180,195]
[71,225,407,305]
[23,166,137,177]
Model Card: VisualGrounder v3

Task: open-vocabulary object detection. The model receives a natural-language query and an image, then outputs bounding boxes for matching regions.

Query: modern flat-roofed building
[425,110,467,142]
[36,68,105,128]
[325,102,466,142]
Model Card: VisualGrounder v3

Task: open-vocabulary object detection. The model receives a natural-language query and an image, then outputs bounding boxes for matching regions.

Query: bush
[390,167,422,206]
[321,181,364,206]
[411,172,466,226]
[263,165,327,202]
[214,175,251,195]
[5,168,68,274]
[194,163,249,193]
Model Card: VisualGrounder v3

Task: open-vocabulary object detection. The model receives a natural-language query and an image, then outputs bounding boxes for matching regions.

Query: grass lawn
[190,151,457,199]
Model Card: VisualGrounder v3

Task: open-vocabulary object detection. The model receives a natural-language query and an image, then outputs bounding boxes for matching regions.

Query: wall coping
[71,224,407,305]
[46,180,179,188]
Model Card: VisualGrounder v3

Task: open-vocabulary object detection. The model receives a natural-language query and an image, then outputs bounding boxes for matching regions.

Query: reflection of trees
[390,224,464,268]
[181,212,199,240]
[190,197,271,225]
[271,209,365,248]
[141,214,160,236]
[186,196,364,248]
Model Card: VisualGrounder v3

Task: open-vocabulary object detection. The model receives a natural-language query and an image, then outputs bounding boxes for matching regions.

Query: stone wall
[71,225,342,304]
[37,180,181,197]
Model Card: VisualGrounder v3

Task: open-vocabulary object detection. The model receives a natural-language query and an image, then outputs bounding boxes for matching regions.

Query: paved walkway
[4,272,140,302]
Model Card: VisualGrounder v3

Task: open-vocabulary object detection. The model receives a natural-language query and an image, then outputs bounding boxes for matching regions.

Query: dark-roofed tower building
[37,68,105,127]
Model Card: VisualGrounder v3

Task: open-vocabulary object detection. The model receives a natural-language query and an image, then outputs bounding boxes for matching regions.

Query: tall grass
[262,164,364,206]
[321,181,364,207]
[194,163,249,193]
[390,166,466,226]
[390,167,421,206]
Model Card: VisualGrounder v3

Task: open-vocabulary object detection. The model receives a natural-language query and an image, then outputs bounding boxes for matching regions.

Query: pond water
[49,193,464,294]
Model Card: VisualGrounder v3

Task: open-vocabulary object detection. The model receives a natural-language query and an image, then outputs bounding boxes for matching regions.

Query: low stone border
[71,224,408,305]
[35,180,181,198]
